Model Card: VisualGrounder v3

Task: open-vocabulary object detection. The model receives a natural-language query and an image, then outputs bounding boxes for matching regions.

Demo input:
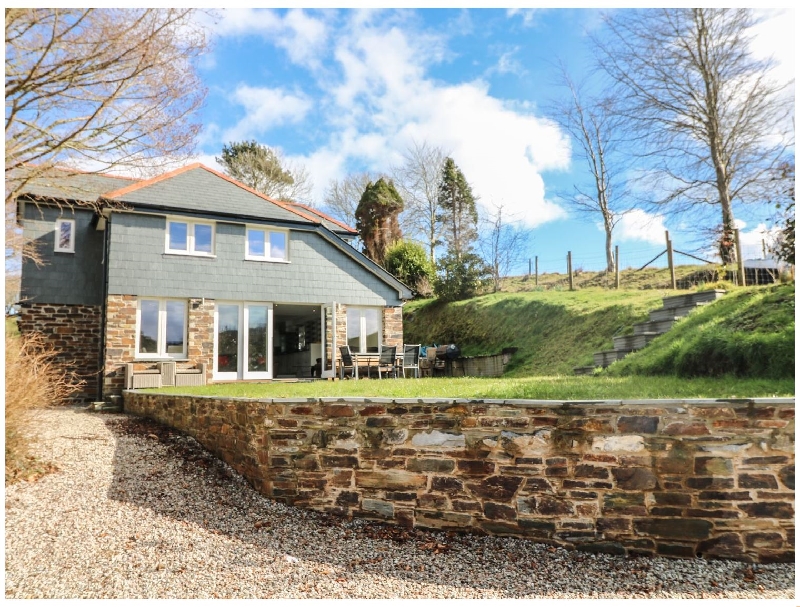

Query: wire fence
[509,231,787,290]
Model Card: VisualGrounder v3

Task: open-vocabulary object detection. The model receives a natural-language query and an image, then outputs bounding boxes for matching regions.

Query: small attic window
[54,218,75,253]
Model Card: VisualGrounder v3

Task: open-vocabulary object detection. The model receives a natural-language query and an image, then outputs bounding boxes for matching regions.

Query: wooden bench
[125,362,206,389]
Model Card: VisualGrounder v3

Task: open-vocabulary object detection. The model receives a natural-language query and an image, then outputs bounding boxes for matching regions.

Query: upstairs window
[137,298,187,358]
[245,227,288,261]
[166,219,214,256]
[54,218,75,253]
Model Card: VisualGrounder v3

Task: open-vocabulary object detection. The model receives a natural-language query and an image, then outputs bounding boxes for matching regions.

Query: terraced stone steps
[575,289,726,374]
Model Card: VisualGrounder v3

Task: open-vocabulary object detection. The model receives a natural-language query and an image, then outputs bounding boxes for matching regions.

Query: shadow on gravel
[98,411,792,598]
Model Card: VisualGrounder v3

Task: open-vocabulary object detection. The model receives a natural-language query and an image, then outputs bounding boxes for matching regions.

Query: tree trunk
[604,221,615,273]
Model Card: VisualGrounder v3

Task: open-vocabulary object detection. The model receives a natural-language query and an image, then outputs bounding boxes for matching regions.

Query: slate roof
[102,164,318,225]
[11,166,140,204]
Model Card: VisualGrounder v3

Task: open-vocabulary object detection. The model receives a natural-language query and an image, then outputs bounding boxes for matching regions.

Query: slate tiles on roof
[12,166,140,204]
[103,164,317,225]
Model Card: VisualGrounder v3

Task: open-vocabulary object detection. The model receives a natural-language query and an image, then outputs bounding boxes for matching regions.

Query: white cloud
[222,85,312,142]
[734,220,781,260]
[300,17,570,227]
[207,9,573,226]
[750,9,795,88]
[615,209,667,245]
[506,9,543,28]
[211,8,330,70]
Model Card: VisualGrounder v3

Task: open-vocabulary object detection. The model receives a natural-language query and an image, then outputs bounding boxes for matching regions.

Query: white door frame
[213,301,273,380]
[243,302,273,380]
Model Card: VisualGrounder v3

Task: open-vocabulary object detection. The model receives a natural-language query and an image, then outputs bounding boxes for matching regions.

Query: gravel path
[4,406,795,599]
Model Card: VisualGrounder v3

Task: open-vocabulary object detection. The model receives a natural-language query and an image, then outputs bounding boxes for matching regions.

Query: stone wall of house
[104,295,215,396]
[382,306,403,349]
[104,294,137,395]
[187,298,214,385]
[17,303,103,402]
[123,394,795,562]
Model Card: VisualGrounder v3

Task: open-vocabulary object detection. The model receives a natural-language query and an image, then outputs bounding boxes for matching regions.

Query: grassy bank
[404,288,674,375]
[606,283,795,378]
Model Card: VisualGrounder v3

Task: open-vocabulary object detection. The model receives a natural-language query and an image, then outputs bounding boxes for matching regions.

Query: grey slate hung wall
[20,205,104,305]
[107,212,400,305]
[18,205,105,401]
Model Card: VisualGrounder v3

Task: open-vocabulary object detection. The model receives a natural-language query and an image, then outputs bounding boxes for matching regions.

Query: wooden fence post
[734,228,746,287]
[535,256,539,287]
[567,251,574,291]
[614,245,620,289]
[666,230,676,289]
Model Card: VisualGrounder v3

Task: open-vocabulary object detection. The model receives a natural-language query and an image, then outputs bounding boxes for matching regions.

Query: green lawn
[149,375,794,401]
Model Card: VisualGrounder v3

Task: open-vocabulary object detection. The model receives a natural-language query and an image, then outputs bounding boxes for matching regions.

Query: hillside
[606,282,795,379]
[403,280,795,379]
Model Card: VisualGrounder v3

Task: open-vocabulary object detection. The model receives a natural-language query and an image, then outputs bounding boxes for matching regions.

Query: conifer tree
[355,178,404,265]
[437,157,478,261]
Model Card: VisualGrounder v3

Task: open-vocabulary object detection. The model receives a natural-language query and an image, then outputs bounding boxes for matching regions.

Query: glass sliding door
[215,303,240,380]
[244,303,271,380]
[214,302,273,380]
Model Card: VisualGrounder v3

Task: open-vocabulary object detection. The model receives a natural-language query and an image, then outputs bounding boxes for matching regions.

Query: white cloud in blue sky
[200,7,571,228]
[193,7,794,270]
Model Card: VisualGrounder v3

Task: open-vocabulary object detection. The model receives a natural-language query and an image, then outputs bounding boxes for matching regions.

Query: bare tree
[478,203,531,293]
[392,140,449,263]
[322,172,379,228]
[547,64,629,272]
[593,8,794,263]
[5,8,211,205]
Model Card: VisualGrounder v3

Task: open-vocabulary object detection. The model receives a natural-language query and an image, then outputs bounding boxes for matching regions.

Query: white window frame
[165,218,215,257]
[135,298,188,359]
[245,226,290,262]
[54,218,75,253]
[346,306,382,354]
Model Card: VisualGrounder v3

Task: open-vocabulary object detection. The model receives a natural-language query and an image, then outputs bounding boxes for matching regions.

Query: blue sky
[191,7,795,274]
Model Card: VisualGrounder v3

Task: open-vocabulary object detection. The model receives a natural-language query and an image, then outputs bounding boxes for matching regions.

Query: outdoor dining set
[337,344,459,379]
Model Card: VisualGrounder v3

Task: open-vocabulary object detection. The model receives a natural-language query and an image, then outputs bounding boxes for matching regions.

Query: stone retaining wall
[123,393,795,562]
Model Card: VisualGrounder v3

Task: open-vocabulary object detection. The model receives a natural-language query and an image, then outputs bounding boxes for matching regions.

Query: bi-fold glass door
[214,302,272,380]
[320,302,337,379]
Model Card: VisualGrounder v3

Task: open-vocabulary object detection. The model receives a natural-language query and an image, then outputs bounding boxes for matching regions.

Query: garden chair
[338,345,357,379]
[375,345,398,379]
[401,344,421,378]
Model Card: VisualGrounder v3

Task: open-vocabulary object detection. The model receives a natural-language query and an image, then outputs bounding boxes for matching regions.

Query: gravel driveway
[4,406,795,599]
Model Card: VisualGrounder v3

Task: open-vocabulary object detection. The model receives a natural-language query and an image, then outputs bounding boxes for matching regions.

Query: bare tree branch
[391,140,449,263]
[5,8,212,206]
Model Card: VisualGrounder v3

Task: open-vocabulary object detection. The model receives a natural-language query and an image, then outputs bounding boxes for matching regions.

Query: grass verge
[149,374,794,401]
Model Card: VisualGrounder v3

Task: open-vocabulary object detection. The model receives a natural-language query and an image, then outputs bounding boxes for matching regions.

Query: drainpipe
[98,209,111,402]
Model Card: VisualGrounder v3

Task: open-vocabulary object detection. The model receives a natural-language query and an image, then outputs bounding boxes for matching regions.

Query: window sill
[164,251,216,259]
[134,356,189,361]
[54,249,75,254]
[244,257,291,263]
